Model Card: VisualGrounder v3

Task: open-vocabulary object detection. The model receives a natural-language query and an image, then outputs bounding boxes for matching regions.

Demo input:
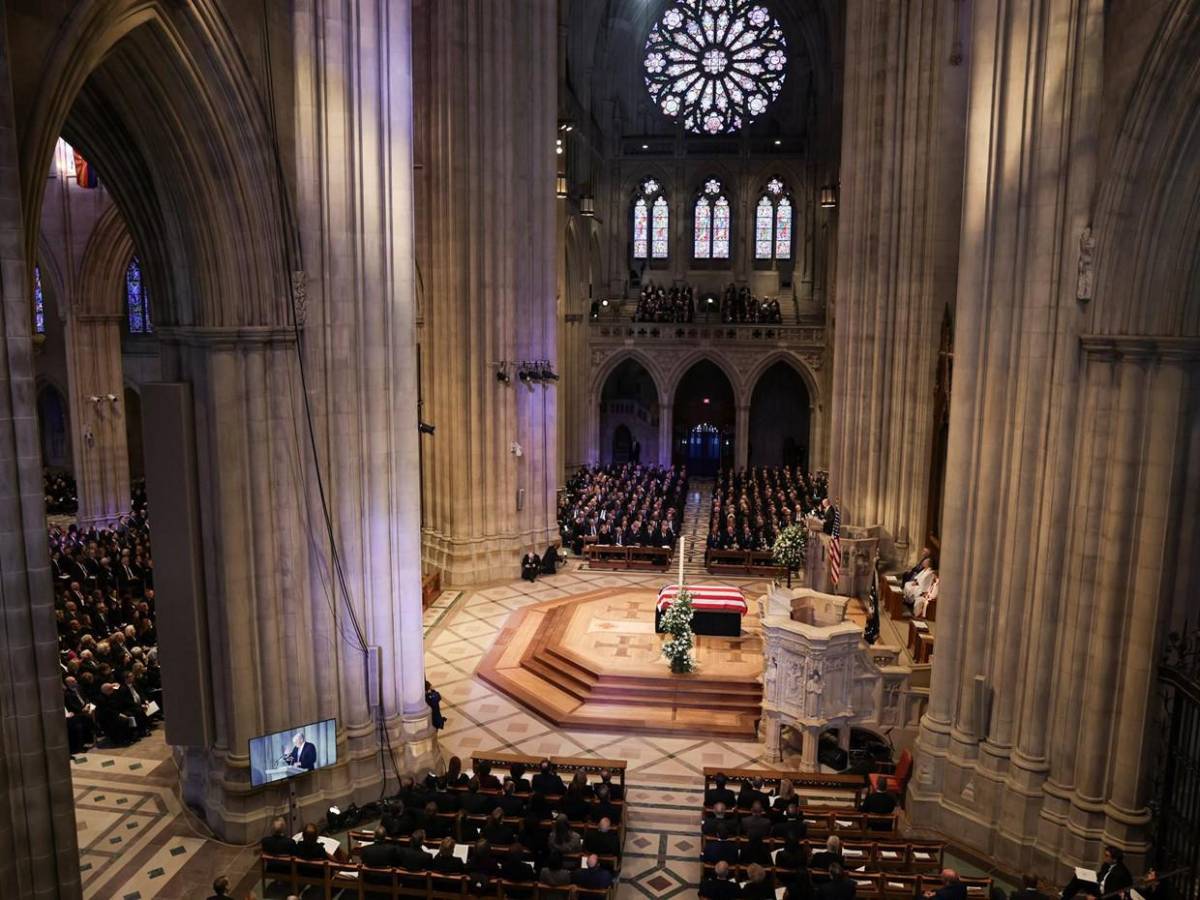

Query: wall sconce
[580,196,595,217]
[556,174,568,199]
[819,184,838,209]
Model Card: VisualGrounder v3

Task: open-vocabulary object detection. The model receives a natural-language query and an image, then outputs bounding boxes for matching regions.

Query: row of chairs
[706,866,992,900]
[261,856,612,899]
[702,767,868,806]
[701,837,946,873]
[368,806,623,848]
[347,832,622,867]
[703,806,900,837]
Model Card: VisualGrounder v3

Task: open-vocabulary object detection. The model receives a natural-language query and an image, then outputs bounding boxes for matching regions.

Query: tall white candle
[679,536,685,587]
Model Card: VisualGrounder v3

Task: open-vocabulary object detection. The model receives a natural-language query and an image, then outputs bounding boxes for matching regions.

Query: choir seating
[702,767,868,807]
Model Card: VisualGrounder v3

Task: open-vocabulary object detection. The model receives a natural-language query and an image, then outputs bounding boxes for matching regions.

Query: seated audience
[705,772,737,808]
[810,835,843,870]
[539,849,572,888]
[359,825,400,883]
[429,837,465,874]
[925,869,967,900]
[743,862,777,899]
[584,817,620,859]
[708,466,828,554]
[817,862,856,900]
[558,464,687,554]
[634,281,696,323]
[571,853,614,890]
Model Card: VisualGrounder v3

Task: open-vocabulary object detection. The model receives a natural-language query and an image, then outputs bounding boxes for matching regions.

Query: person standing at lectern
[821,498,838,534]
[284,731,317,770]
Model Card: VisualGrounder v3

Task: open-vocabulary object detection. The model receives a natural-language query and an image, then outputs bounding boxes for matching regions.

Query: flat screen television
[248,718,337,787]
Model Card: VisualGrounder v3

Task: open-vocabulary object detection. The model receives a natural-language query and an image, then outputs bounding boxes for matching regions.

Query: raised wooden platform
[477,587,763,739]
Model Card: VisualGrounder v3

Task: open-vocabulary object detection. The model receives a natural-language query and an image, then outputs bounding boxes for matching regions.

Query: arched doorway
[599,359,659,465]
[36,383,70,470]
[748,361,811,469]
[672,359,735,475]
[124,386,144,482]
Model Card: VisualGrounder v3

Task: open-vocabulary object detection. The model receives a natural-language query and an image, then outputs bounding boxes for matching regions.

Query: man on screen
[284,731,317,771]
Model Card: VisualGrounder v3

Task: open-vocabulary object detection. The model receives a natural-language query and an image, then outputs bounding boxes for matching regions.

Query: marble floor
[66,562,870,899]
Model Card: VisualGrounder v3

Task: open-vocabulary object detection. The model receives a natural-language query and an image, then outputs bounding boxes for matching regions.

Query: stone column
[910,0,1108,876]
[659,402,673,469]
[828,0,967,559]
[734,403,749,470]
[413,0,558,585]
[64,312,130,525]
[0,30,83,894]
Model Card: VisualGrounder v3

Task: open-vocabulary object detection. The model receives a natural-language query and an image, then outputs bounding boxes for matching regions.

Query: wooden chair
[907,841,945,872]
[849,872,884,900]
[873,841,909,870]
[841,839,876,866]
[830,812,865,835]
[869,749,913,797]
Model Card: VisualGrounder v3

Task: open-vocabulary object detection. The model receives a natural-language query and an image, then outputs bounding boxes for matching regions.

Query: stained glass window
[33,264,45,334]
[755,197,774,259]
[126,257,153,334]
[651,197,669,259]
[695,179,730,260]
[694,198,712,258]
[754,179,792,261]
[633,179,669,260]
[644,0,789,135]
[713,197,730,259]
[775,196,792,259]
[633,199,649,259]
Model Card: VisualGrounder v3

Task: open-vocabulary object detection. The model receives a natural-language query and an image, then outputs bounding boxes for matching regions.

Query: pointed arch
[693,177,732,261]
[631,176,669,263]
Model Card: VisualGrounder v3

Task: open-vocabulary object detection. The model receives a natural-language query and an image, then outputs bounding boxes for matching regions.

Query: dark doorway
[600,359,659,466]
[748,361,811,469]
[672,360,735,475]
[37,384,71,470]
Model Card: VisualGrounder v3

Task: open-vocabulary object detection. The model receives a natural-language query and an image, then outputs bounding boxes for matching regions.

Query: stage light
[774,139,782,146]
[518,368,533,384]
[703,397,710,405]
[496,364,511,384]
[641,144,649,150]
[418,422,435,435]
[601,298,609,307]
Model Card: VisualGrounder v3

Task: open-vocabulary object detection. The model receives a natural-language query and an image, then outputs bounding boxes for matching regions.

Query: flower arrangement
[772,524,808,587]
[661,588,696,674]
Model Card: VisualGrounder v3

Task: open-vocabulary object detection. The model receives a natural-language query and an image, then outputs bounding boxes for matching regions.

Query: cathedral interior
[0,0,1198,898]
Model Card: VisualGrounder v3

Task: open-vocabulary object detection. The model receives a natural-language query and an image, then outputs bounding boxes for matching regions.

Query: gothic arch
[742,350,821,409]
[590,348,669,406]
[1090,0,1200,336]
[19,1,295,329]
[34,233,68,324]
[662,348,743,404]
[77,202,136,316]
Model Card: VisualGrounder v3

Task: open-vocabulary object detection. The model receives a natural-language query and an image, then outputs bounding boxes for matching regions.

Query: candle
[679,536,685,587]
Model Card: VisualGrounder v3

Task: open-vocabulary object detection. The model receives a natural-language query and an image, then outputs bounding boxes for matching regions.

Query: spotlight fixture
[105,393,118,403]
[538,360,559,382]
[600,298,610,308]
[819,183,839,208]
[495,363,511,385]
[418,421,436,435]
[774,139,782,146]
[641,144,649,150]
[555,138,564,156]
[556,173,567,199]
[590,301,600,320]
[88,395,101,403]
[518,368,534,384]
[580,195,595,217]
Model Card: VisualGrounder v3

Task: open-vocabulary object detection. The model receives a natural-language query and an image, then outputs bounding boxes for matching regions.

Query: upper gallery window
[33,264,45,334]
[126,257,153,334]
[754,177,793,260]
[694,178,731,260]
[633,178,670,260]
[644,0,788,135]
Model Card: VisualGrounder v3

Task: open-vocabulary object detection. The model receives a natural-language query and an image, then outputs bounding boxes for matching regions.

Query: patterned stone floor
[67,562,813,898]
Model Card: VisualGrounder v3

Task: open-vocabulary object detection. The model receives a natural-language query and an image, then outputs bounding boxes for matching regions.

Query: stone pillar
[659,402,673,468]
[413,0,559,585]
[0,31,83,894]
[734,403,749,470]
[64,312,130,525]
[910,0,1112,878]
[828,0,967,559]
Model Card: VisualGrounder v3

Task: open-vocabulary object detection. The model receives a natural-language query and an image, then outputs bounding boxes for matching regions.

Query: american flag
[829,505,842,587]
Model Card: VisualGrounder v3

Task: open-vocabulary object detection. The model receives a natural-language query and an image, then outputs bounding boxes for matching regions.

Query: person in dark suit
[773,800,807,838]
[360,826,401,886]
[540,545,561,575]
[699,860,741,900]
[861,782,897,815]
[521,550,541,582]
[810,836,843,871]
[481,807,515,845]
[532,759,566,795]
[597,768,623,800]
[702,835,740,865]
[702,802,740,839]
[294,823,334,877]
[736,777,769,811]
[821,498,837,535]
[1012,874,1050,900]
[1097,848,1133,897]
[261,817,298,875]
[571,854,614,890]
[817,863,857,900]
[583,817,620,858]
[925,870,968,900]
[705,773,737,808]
[284,731,318,770]
[425,681,446,730]
[429,837,464,874]
[743,863,777,899]
[498,780,527,817]
[499,845,536,897]
[395,830,433,871]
